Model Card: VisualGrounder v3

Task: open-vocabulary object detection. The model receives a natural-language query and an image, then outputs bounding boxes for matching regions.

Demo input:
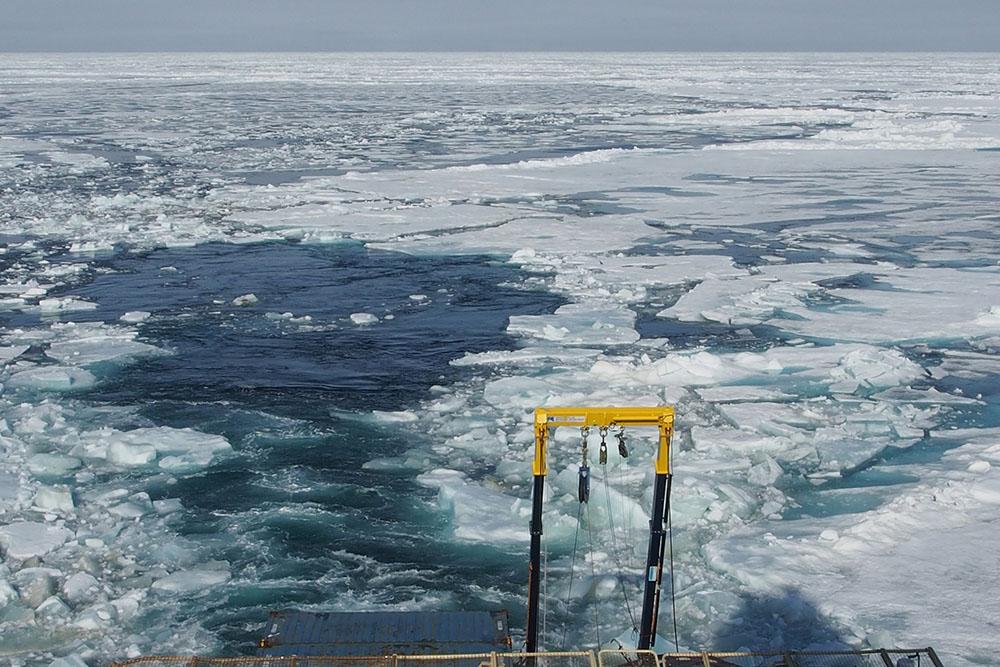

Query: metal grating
[111,648,942,667]
[259,611,510,658]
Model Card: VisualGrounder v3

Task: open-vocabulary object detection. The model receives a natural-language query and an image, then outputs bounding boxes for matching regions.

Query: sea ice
[417,468,575,544]
[0,522,73,560]
[119,311,151,323]
[38,297,98,313]
[106,440,158,467]
[46,335,162,367]
[33,485,74,513]
[26,453,82,478]
[6,366,97,392]
[12,567,60,608]
[508,302,639,346]
[828,347,924,395]
[0,345,29,363]
[36,595,72,621]
[151,566,231,594]
[48,655,88,667]
[62,572,100,606]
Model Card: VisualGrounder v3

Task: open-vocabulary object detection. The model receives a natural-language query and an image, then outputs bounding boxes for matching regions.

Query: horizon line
[3,49,999,55]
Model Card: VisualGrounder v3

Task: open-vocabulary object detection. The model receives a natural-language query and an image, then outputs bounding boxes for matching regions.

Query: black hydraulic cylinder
[637,472,669,650]
[525,473,546,655]
[650,474,673,644]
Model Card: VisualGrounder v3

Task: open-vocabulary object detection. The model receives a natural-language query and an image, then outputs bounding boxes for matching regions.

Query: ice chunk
[44,150,109,170]
[46,334,161,366]
[106,440,157,467]
[48,655,88,667]
[153,498,183,515]
[829,347,924,394]
[483,376,555,410]
[149,428,233,472]
[109,492,154,518]
[232,293,258,306]
[94,426,233,472]
[151,566,231,594]
[372,410,419,423]
[417,468,576,544]
[38,297,98,313]
[0,345,29,363]
[12,567,59,608]
[0,577,16,606]
[62,572,100,606]
[74,602,119,629]
[591,349,781,388]
[0,522,73,559]
[33,485,74,512]
[26,453,82,478]
[0,471,19,502]
[350,312,378,325]
[7,366,96,391]
[968,460,991,474]
[509,302,639,346]
[119,310,151,323]
[36,595,72,621]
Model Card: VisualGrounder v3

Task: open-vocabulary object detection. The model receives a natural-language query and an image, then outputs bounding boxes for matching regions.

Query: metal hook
[599,426,608,465]
[617,427,629,458]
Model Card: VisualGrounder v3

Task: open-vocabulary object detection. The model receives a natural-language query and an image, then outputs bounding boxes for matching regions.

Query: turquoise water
[54,241,563,650]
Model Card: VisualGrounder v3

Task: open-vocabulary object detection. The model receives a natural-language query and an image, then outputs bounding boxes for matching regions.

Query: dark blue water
[68,242,558,411]
[57,242,563,652]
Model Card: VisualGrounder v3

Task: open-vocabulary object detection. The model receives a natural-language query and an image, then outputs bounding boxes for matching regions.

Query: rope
[585,501,602,649]
[666,478,679,652]
[542,517,547,649]
[601,459,637,632]
[560,501,584,649]
[619,452,633,571]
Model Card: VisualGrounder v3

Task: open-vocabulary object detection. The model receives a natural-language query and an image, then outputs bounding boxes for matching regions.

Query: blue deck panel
[258,610,511,657]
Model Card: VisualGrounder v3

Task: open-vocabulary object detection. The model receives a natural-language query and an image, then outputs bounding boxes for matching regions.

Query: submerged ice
[1,52,999,667]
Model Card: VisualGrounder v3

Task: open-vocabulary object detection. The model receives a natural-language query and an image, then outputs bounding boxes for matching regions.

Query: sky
[1,0,998,52]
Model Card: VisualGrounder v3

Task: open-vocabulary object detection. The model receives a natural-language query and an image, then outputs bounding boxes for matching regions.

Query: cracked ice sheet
[227,200,544,246]
[656,261,884,324]
[704,429,1000,666]
[209,147,1000,285]
[369,214,657,255]
[516,251,744,303]
[776,267,1000,344]
[662,263,1000,345]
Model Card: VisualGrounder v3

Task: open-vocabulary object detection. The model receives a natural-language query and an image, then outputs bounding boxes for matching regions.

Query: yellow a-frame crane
[526,406,675,653]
